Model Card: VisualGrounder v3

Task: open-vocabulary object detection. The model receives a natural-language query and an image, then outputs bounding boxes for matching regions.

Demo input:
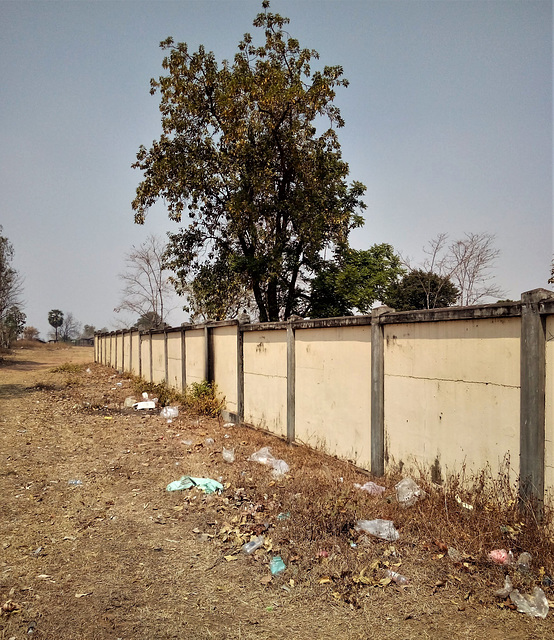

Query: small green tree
[383,270,459,311]
[1,306,26,348]
[132,2,366,322]
[48,309,64,342]
[307,244,404,318]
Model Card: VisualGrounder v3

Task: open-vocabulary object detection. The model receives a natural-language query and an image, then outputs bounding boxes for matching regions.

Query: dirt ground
[1,345,553,639]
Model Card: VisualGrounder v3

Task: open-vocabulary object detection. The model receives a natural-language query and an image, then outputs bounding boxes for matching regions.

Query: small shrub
[49,363,83,374]
[184,381,225,417]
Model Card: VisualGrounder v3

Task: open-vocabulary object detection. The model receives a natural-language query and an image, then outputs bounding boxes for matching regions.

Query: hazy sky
[1,0,551,338]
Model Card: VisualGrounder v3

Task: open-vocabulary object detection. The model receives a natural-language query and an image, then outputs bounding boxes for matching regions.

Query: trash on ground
[495,574,513,598]
[223,422,234,428]
[277,511,290,520]
[123,396,137,408]
[355,519,399,542]
[488,549,514,565]
[205,437,215,445]
[516,552,531,573]
[510,586,549,618]
[248,446,290,477]
[166,476,223,494]
[385,569,409,585]
[133,400,156,410]
[222,447,235,463]
[447,547,463,562]
[270,555,286,575]
[242,535,264,554]
[395,478,425,507]
[354,481,386,496]
[455,494,474,511]
[68,479,82,486]
[160,406,179,420]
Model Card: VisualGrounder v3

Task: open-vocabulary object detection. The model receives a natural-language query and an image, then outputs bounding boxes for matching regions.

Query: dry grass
[0,346,553,639]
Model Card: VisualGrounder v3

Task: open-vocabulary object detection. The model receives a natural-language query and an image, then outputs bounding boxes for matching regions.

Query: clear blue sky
[1,0,551,338]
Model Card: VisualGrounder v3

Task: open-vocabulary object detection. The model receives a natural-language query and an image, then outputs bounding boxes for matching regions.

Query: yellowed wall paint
[243,330,287,437]
[212,325,238,413]
[295,325,372,468]
[185,329,206,385]
[384,318,520,480]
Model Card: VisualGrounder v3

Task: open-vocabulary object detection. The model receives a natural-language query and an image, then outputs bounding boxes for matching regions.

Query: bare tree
[446,233,505,305]
[114,235,175,329]
[402,232,505,307]
[59,312,82,342]
[0,226,24,347]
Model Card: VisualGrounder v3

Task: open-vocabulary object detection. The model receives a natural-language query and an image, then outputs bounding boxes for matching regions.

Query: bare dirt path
[0,345,552,639]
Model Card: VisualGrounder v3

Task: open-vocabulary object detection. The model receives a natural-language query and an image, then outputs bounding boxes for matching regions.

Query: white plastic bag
[355,519,399,541]
[510,587,549,618]
[248,446,290,477]
[395,477,425,507]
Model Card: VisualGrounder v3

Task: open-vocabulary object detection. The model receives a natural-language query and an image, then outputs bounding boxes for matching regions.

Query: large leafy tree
[383,270,459,311]
[307,244,404,318]
[132,2,366,322]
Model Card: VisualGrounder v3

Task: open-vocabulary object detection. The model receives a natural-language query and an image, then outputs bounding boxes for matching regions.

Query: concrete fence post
[149,331,153,382]
[519,288,550,512]
[204,325,214,383]
[371,307,392,476]
[164,330,169,385]
[237,322,244,424]
[286,321,296,444]
[181,326,187,392]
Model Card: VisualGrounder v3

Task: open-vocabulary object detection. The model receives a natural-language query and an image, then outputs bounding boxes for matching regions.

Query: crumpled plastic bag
[166,476,223,494]
[488,549,514,565]
[248,446,290,477]
[495,574,513,598]
[355,519,399,541]
[395,477,425,507]
[160,406,179,419]
[354,481,386,496]
[510,587,549,618]
[133,400,156,410]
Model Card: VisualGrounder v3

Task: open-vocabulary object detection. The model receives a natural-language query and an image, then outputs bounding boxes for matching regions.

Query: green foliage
[132,379,182,407]
[48,309,64,341]
[184,381,225,417]
[307,244,404,318]
[383,269,459,311]
[134,311,168,331]
[175,252,253,322]
[132,3,366,322]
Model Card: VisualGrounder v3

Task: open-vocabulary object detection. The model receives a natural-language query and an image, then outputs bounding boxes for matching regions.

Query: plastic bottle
[242,535,264,554]
[385,569,409,585]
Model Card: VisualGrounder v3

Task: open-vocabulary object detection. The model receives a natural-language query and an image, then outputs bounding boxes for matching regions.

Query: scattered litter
[385,569,409,585]
[354,481,386,496]
[248,447,290,477]
[75,592,92,598]
[1,599,20,613]
[223,422,235,428]
[510,587,549,618]
[495,574,513,598]
[116,382,123,387]
[455,494,474,511]
[242,535,264,554]
[133,401,156,410]
[68,479,82,486]
[488,549,514,565]
[123,396,137,408]
[270,556,286,575]
[277,511,290,521]
[86,368,91,374]
[516,552,531,573]
[395,478,425,507]
[166,476,223,494]
[355,519,399,542]
[447,547,463,562]
[205,437,215,445]
[160,406,179,420]
[222,448,235,464]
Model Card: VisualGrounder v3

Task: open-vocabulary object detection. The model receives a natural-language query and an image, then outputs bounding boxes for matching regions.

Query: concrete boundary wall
[95,289,554,506]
